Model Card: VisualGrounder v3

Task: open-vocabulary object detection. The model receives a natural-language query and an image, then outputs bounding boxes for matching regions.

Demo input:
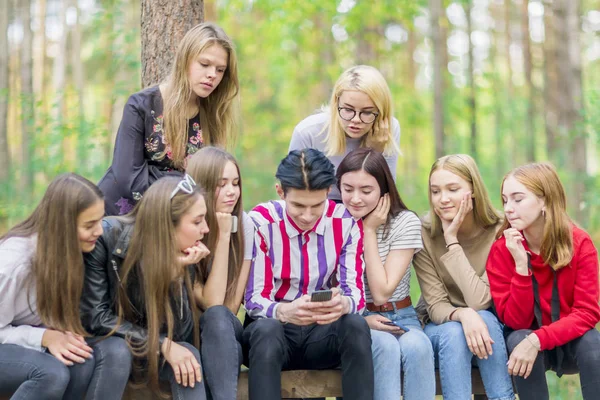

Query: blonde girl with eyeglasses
[289,65,400,202]
[81,176,211,399]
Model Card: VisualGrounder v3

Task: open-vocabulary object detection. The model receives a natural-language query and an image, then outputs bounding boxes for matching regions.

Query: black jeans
[200,305,244,400]
[506,328,600,400]
[242,314,373,400]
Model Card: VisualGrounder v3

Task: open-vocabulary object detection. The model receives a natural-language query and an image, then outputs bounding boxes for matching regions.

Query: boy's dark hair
[276,148,336,194]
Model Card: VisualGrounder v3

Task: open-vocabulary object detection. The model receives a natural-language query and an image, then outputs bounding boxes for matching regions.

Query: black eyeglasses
[337,106,379,124]
[170,174,196,199]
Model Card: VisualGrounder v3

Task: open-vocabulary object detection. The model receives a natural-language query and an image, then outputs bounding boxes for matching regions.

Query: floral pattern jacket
[98,86,204,215]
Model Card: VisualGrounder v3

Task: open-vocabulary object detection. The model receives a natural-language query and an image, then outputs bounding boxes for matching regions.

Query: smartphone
[231,215,238,234]
[382,320,411,332]
[310,289,333,302]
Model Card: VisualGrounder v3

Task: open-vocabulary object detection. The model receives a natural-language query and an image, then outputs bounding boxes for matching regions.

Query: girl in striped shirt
[337,147,435,400]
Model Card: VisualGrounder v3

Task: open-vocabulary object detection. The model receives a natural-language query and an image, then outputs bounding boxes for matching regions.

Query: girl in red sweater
[486,162,600,400]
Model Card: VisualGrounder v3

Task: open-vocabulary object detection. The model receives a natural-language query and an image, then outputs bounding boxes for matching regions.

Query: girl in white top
[290,65,400,201]
[337,148,435,400]
[0,173,131,399]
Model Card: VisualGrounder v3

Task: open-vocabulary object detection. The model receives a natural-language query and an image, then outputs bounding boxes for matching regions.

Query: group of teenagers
[1,21,599,400]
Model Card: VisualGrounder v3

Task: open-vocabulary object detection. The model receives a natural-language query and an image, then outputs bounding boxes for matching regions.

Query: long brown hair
[162,22,240,169]
[0,173,103,335]
[186,146,244,305]
[118,177,203,392]
[336,147,411,239]
[427,154,501,237]
[498,162,573,270]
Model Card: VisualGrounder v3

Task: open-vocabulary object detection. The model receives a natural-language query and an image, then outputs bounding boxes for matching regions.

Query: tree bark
[33,0,46,98]
[20,0,34,192]
[521,0,536,162]
[52,0,67,125]
[141,0,204,88]
[543,0,559,160]
[465,1,477,159]
[0,0,10,181]
[430,0,446,159]
[554,0,586,222]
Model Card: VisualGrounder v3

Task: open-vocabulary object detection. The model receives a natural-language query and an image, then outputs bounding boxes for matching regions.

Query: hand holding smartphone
[310,289,333,302]
[382,320,411,332]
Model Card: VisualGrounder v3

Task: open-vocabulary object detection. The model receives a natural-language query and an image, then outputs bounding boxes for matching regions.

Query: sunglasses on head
[170,174,196,199]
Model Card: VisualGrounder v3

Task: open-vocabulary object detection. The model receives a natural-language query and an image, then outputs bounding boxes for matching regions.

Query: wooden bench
[122,368,490,399]
[1,368,490,399]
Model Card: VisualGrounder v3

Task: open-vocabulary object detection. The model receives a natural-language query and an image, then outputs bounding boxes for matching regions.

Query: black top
[99,86,204,215]
[81,217,195,345]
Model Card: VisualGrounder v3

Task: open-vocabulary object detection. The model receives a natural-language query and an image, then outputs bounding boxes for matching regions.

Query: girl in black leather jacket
[81,175,211,399]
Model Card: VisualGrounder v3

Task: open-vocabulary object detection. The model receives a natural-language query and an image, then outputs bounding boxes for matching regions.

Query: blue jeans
[367,305,436,400]
[200,305,243,400]
[0,336,132,400]
[160,341,207,400]
[424,309,515,400]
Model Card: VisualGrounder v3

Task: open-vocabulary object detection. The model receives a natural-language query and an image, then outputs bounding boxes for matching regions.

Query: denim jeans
[160,341,207,400]
[0,336,132,400]
[242,314,374,400]
[200,305,243,400]
[424,309,515,400]
[367,305,436,400]
[506,328,600,400]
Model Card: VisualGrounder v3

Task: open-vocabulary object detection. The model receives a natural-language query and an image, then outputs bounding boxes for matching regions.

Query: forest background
[0,0,599,397]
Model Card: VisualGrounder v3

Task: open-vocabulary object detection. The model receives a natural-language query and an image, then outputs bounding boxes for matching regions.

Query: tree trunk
[430,0,445,159]
[33,0,46,98]
[465,1,477,159]
[141,0,204,88]
[52,0,67,125]
[69,0,86,168]
[521,0,536,162]
[0,0,10,181]
[554,0,586,222]
[20,0,34,192]
[543,0,559,160]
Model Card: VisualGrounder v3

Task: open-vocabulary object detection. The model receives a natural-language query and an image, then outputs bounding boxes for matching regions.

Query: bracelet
[525,334,541,351]
[445,241,460,249]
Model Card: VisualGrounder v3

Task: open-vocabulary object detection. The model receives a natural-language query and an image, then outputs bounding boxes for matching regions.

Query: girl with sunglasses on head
[413,155,515,400]
[99,22,240,216]
[0,173,131,400]
[185,147,254,400]
[81,175,211,399]
[337,148,435,400]
[289,65,400,202]
[486,163,600,400]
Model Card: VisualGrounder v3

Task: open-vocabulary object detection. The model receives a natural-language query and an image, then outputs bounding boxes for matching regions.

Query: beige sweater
[413,216,501,325]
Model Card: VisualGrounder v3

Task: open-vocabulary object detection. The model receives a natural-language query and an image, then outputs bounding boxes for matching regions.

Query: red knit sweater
[486,225,600,351]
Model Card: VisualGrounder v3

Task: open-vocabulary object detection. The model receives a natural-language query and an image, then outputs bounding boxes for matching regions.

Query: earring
[542,209,546,218]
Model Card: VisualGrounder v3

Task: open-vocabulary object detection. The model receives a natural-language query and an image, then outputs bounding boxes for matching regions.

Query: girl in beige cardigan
[413,154,515,400]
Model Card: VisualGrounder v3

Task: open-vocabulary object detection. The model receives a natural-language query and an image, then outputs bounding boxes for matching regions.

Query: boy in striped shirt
[243,148,374,400]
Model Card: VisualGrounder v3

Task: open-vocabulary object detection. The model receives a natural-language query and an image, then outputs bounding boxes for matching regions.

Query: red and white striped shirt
[245,199,365,319]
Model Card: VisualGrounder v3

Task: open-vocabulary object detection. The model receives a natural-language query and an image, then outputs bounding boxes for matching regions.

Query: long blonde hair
[186,147,244,307]
[0,173,103,335]
[118,177,203,393]
[162,22,240,169]
[498,162,573,270]
[427,154,501,237]
[324,65,399,155]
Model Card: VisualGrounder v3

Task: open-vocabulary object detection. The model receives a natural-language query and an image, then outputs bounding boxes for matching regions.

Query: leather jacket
[81,217,195,344]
